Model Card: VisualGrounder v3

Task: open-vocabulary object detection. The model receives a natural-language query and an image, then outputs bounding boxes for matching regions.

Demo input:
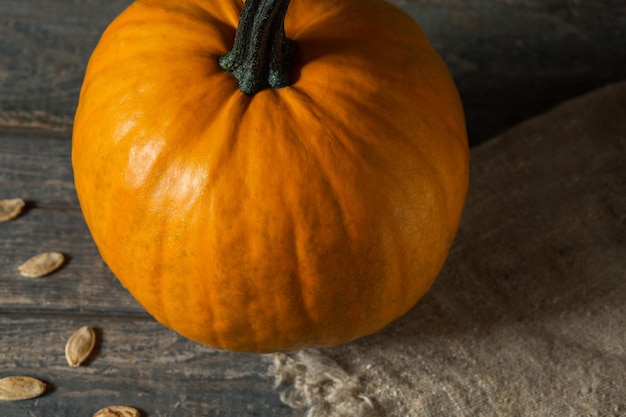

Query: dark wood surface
[1,1,625,416]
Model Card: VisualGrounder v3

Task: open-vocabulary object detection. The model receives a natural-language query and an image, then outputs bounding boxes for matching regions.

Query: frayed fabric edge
[269,350,377,417]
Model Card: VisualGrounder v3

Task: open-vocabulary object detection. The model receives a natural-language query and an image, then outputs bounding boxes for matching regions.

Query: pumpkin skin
[72,0,469,353]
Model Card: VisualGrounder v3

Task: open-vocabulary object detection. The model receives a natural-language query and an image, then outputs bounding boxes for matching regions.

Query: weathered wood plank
[2,0,625,144]
[0,134,75,206]
[0,314,294,416]
[0,0,131,136]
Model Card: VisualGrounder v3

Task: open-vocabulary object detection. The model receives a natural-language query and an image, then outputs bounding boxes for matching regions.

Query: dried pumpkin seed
[0,198,25,222]
[18,251,65,277]
[0,376,46,401]
[65,326,96,367]
[93,405,141,417]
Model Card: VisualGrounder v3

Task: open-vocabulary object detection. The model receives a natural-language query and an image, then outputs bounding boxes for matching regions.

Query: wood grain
[0,314,294,417]
[0,0,130,136]
[0,134,75,206]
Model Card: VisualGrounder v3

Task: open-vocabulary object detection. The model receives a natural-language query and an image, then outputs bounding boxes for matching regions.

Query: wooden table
[1,1,625,416]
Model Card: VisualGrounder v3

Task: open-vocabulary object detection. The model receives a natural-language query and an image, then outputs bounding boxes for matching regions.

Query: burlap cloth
[269,82,626,417]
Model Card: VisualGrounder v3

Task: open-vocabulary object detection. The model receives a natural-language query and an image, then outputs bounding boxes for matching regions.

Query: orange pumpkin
[72,0,469,352]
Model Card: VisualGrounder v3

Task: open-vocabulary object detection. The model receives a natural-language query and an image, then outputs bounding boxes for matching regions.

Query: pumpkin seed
[0,376,46,401]
[93,405,141,417]
[0,198,25,222]
[65,326,96,367]
[18,251,65,277]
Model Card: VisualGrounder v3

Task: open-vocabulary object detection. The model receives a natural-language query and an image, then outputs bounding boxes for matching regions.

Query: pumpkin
[72,0,469,353]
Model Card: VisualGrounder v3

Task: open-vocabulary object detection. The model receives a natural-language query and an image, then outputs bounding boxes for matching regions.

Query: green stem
[219,0,296,95]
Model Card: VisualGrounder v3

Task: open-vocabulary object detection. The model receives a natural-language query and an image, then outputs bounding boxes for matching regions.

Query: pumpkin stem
[220,0,296,95]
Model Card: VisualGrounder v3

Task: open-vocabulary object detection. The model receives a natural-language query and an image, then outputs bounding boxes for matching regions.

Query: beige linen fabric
[270,82,626,417]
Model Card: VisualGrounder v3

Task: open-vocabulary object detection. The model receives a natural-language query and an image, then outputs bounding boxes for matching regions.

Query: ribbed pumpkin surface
[72,0,469,352]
